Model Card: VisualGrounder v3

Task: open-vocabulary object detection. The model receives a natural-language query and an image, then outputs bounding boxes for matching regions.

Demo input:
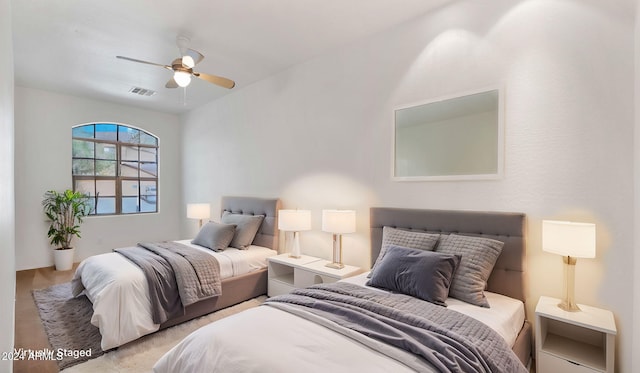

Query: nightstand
[267,253,361,297]
[535,296,616,373]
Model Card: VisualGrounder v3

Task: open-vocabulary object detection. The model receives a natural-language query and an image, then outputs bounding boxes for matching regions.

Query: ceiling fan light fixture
[182,55,195,69]
[174,71,191,87]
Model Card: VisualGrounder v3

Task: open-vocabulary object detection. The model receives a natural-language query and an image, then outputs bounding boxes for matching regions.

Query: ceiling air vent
[128,87,156,97]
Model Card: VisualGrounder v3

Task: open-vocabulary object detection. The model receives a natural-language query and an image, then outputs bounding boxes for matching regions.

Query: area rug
[32,282,266,372]
[32,282,103,370]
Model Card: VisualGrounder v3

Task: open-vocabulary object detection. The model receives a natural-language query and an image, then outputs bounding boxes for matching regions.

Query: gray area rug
[32,282,104,370]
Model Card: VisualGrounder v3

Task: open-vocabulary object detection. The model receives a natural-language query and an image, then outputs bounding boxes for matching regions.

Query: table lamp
[322,210,356,269]
[278,209,311,258]
[542,220,596,312]
[187,203,210,228]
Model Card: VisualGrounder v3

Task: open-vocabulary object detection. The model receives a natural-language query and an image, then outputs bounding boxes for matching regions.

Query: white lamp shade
[174,71,192,87]
[542,220,596,258]
[322,210,356,234]
[187,203,210,220]
[278,210,311,231]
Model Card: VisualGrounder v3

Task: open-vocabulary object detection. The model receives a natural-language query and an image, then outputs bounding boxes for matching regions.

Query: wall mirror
[392,87,503,181]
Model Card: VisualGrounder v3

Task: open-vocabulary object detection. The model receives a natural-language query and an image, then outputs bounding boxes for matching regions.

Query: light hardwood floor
[14,265,77,373]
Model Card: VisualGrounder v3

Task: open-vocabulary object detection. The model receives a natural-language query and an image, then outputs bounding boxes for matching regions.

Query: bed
[153,207,531,372]
[71,196,281,350]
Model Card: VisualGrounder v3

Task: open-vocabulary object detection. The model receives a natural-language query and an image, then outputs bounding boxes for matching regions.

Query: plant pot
[53,248,75,271]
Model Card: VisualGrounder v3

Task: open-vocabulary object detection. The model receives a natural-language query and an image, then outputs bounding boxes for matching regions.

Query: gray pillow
[191,222,236,252]
[221,211,265,249]
[366,245,460,306]
[435,234,504,308]
[368,226,440,278]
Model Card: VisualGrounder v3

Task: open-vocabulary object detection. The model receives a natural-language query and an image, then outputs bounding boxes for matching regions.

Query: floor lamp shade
[278,210,311,258]
[542,220,596,311]
[322,210,356,269]
[187,203,211,228]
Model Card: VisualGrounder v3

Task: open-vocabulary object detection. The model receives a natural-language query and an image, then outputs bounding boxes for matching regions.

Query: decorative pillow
[191,222,236,252]
[221,211,265,249]
[366,245,460,306]
[435,234,504,308]
[368,226,440,278]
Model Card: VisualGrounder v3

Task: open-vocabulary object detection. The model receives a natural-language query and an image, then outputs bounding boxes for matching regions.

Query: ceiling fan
[116,36,235,90]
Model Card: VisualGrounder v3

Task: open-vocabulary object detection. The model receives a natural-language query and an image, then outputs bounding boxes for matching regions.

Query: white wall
[181,1,635,370]
[14,87,183,270]
[1,0,15,371]
[634,0,640,369]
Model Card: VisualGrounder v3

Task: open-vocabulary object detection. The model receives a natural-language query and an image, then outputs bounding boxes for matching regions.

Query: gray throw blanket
[115,241,222,324]
[266,283,527,373]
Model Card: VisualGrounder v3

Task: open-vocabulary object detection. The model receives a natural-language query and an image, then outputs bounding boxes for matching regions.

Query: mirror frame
[391,86,504,181]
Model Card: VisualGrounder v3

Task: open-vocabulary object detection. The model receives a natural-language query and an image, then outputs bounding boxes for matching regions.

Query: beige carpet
[61,296,266,372]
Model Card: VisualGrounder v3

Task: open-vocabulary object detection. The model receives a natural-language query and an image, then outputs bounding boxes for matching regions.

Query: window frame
[72,123,159,216]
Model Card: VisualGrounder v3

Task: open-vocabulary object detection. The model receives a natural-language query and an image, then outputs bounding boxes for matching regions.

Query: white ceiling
[11,0,453,114]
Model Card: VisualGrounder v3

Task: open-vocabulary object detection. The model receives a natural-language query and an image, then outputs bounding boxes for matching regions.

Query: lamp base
[288,231,302,259]
[325,262,344,269]
[558,255,581,312]
[557,300,581,312]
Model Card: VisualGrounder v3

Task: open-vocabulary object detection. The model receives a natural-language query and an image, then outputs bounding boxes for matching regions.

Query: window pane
[121,146,139,161]
[140,198,156,213]
[72,139,94,158]
[122,180,139,196]
[96,180,115,196]
[96,197,115,214]
[73,159,94,175]
[119,126,140,144]
[75,179,95,196]
[122,197,140,213]
[140,163,157,177]
[140,181,157,212]
[95,160,116,176]
[120,161,139,177]
[86,197,97,215]
[139,147,156,162]
[140,181,156,198]
[140,132,158,146]
[96,143,116,160]
[72,125,94,139]
[95,124,117,141]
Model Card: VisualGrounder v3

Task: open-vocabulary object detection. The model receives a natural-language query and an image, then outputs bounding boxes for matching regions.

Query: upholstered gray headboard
[221,196,281,250]
[370,207,527,302]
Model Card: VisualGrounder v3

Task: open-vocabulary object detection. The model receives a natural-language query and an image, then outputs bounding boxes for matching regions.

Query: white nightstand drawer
[538,351,600,373]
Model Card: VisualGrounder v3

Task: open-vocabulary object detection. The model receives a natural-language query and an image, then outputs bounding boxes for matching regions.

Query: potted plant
[42,189,91,271]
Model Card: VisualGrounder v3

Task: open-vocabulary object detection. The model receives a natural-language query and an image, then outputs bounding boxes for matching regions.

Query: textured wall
[181,1,635,370]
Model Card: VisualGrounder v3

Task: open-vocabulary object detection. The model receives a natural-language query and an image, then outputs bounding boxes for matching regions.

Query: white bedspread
[72,241,276,350]
[153,272,526,373]
[153,306,435,373]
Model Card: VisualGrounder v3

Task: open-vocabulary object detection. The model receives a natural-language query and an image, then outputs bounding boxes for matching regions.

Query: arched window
[72,123,158,215]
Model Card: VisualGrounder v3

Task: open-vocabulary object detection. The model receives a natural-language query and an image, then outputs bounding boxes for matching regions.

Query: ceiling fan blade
[184,48,204,66]
[165,77,179,89]
[116,56,172,71]
[193,72,235,89]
